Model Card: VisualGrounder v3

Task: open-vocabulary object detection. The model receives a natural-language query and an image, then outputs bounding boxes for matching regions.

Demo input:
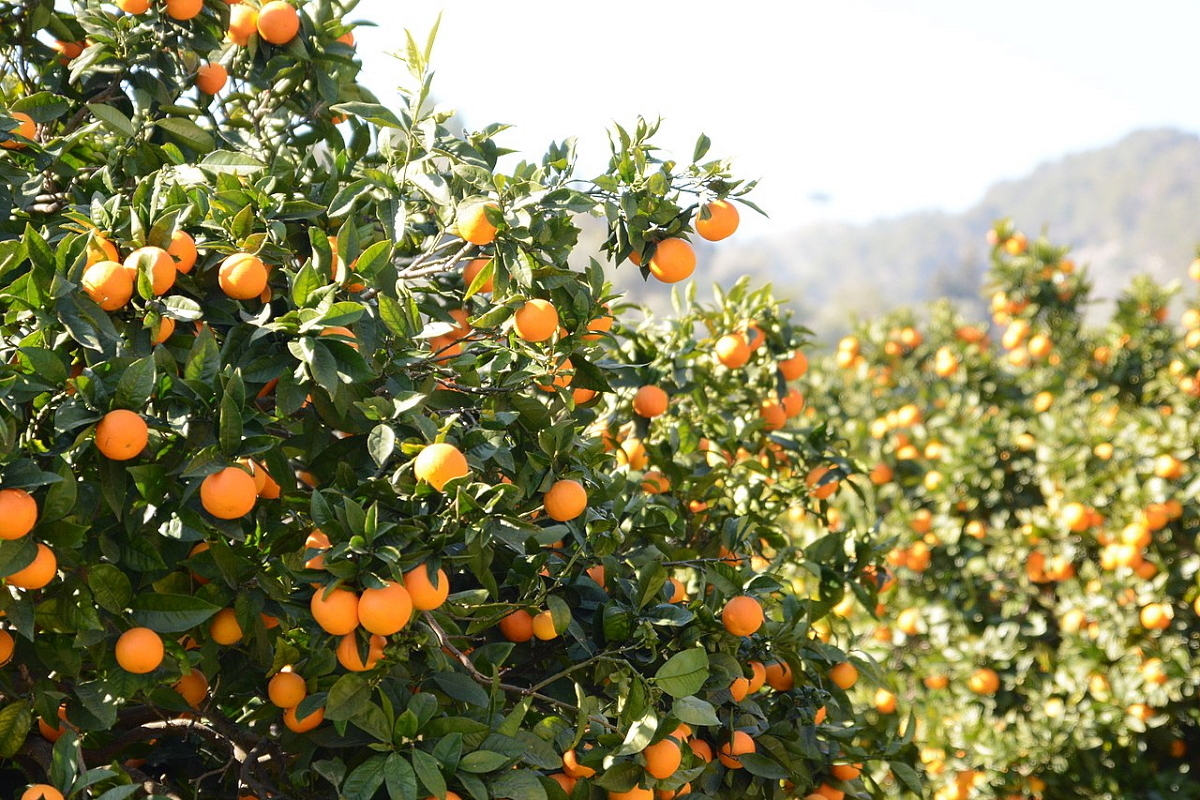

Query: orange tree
[0,2,913,799]
[800,219,1200,799]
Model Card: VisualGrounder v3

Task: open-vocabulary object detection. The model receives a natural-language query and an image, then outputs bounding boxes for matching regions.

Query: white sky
[350,0,1200,237]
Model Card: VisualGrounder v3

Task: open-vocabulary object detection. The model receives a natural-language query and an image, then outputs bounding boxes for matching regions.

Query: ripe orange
[647,238,695,283]
[85,235,120,266]
[721,595,764,636]
[209,608,243,645]
[123,246,176,296]
[319,325,358,350]
[641,470,670,494]
[268,669,307,708]
[95,409,149,461]
[806,466,839,500]
[174,668,208,707]
[1154,454,1185,480]
[617,438,649,470]
[778,351,808,380]
[283,704,324,733]
[531,609,558,640]
[404,564,450,610]
[7,543,56,590]
[608,787,653,800]
[499,609,534,642]
[165,0,203,20]
[228,5,259,44]
[0,629,13,666]
[115,627,164,674]
[695,199,739,241]
[1140,602,1173,630]
[0,488,37,540]
[200,466,257,519]
[544,479,588,521]
[667,578,687,603]
[358,581,413,635]
[812,784,845,800]
[548,774,576,794]
[218,253,268,300]
[310,586,359,635]
[196,62,228,94]
[829,662,858,690]
[632,385,669,418]
[643,737,682,779]
[584,307,615,340]
[967,667,1000,695]
[150,315,176,344]
[715,333,750,368]
[874,687,897,713]
[303,529,331,569]
[82,260,134,310]
[21,786,64,800]
[513,298,559,342]
[729,675,750,702]
[830,763,862,781]
[462,258,494,293]
[760,398,786,430]
[115,0,150,12]
[2,111,35,149]
[717,730,755,768]
[457,202,499,245]
[257,1,301,44]
[414,442,470,490]
[562,748,596,778]
[782,388,805,418]
[336,632,386,672]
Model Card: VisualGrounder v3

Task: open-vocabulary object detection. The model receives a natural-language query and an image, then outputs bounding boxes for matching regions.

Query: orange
[2,111,35,149]
[729,675,750,702]
[967,667,1000,695]
[1062,502,1089,532]
[746,660,766,692]
[544,479,587,521]
[715,333,750,368]
[0,488,37,540]
[196,62,228,94]
[562,748,596,778]
[830,763,862,781]
[268,669,307,708]
[7,543,56,590]
[319,325,358,349]
[548,774,576,794]
[414,442,470,491]
[150,315,176,344]
[218,253,268,300]
[617,438,649,470]
[21,787,64,800]
[1154,454,1185,480]
[778,351,808,380]
[695,199,739,241]
[874,687,897,713]
[641,470,670,494]
[303,529,331,569]
[358,581,413,635]
[85,235,120,266]
[165,0,203,19]
[608,788,653,800]
[532,609,558,640]
[721,595,764,636]
[632,385,669,418]
[336,30,355,47]
[813,785,844,800]
[51,39,85,62]
[499,609,534,642]
[760,398,786,430]
[115,0,150,11]
[95,409,149,461]
[585,307,615,340]
[0,629,13,666]
[462,258,493,293]
[228,5,259,44]
[829,662,858,690]
[200,466,257,519]
[123,246,176,296]
[457,202,499,245]
[717,730,755,768]
[643,737,682,779]
[1140,602,1173,630]
[688,738,714,763]
[209,608,243,645]
[404,564,450,610]
[310,586,360,635]
[115,627,164,674]
[647,238,695,283]
[174,668,208,707]
[82,260,134,310]
[256,1,301,44]
[283,704,324,733]
[336,632,386,672]
[513,298,559,342]
[782,388,805,417]
[806,466,839,500]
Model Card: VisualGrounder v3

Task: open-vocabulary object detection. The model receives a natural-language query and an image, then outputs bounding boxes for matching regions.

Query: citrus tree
[800,220,1200,799]
[0,2,913,799]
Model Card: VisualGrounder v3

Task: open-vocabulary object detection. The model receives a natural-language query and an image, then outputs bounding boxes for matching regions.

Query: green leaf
[489,769,546,800]
[74,680,119,729]
[325,673,372,721]
[156,117,215,152]
[384,752,418,800]
[129,594,219,632]
[87,103,134,137]
[891,761,923,794]
[343,754,387,800]
[739,752,789,780]
[653,648,709,698]
[0,537,37,578]
[0,702,31,758]
[115,357,156,410]
[458,750,509,773]
[671,696,720,727]
[431,672,489,707]
[87,564,132,615]
[331,102,404,128]
[199,151,267,176]
[218,391,243,456]
[411,749,446,798]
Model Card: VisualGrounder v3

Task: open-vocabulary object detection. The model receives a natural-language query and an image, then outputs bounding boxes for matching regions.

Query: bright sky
[350,0,1200,238]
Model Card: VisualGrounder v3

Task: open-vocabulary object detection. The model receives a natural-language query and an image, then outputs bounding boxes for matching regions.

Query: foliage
[0,2,909,799]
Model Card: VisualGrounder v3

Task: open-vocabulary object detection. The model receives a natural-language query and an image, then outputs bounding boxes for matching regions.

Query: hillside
[603,128,1200,340]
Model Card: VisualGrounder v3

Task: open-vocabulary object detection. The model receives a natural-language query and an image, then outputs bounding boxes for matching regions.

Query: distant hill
[601,128,1200,340]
